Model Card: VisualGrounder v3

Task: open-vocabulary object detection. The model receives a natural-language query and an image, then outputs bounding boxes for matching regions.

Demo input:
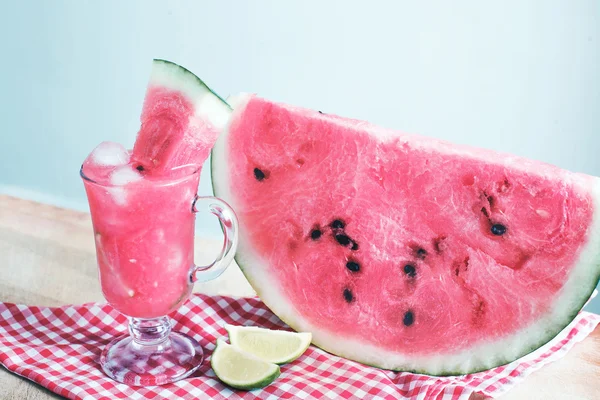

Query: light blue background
[1,1,599,312]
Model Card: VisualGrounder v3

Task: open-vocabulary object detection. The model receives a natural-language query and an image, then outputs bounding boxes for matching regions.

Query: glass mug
[81,164,238,386]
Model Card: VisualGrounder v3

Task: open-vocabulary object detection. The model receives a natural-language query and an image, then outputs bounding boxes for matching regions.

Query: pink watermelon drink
[81,143,199,318]
[80,60,238,386]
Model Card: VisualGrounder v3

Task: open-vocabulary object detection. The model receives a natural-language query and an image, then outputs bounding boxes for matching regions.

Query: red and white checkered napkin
[0,294,598,400]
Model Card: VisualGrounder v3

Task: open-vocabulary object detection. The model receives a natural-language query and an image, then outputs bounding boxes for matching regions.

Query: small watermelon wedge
[131,59,230,174]
[211,93,600,375]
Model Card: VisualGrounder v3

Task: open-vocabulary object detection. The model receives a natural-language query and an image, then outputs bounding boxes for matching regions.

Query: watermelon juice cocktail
[81,141,238,386]
[83,161,197,318]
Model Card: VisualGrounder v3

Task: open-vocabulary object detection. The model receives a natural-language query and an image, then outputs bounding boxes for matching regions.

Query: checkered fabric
[0,294,598,400]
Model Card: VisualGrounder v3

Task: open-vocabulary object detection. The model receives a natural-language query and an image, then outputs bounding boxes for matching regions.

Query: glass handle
[190,196,239,283]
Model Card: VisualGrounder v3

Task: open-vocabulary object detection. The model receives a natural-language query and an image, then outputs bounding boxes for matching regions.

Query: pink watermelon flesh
[131,59,229,175]
[212,94,600,375]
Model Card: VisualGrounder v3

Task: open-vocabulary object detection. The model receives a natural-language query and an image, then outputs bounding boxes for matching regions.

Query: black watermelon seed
[403,264,416,277]
[330,219,345,229]
[480,207,490,219]
[491,224,507,236]
[335,234,351,246]
[416,248,427,259]
[343,288,354,303]
[403,310,414,326]
[346,261,360,272]
[253,168,266,181]
[136,165,145,172]
[351,241,359,251]
[318,110,324,114]
[310,229,322,240]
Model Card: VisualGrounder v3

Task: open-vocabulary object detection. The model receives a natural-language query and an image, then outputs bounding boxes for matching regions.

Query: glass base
[100,316,203,386]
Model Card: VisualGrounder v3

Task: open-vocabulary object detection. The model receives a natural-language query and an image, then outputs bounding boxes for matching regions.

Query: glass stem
[129,316,172,346]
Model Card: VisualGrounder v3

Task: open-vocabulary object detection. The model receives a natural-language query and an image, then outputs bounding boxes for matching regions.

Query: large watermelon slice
[211,94,600,375]
[131,59,230,174]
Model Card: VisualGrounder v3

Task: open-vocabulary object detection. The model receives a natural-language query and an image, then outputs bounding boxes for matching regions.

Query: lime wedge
[225,324,312,364]
[211,339,280,390]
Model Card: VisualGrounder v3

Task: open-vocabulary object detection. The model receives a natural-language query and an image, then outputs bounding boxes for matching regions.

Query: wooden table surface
[1,194,599,400]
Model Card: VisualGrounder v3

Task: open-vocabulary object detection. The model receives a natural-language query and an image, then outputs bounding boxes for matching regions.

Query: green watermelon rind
[152,59,231,111]
[210,95,600,376]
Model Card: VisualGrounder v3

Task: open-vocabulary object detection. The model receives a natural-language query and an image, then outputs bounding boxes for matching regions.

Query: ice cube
[108,187,127,206]
[82,142,131,183]
[107,165,143,205]
[110,165,143,186]
[89,141,129,167]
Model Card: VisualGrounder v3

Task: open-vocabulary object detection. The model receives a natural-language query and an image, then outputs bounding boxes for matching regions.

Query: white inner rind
[212,94,600,375]
[149,60,230,129]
